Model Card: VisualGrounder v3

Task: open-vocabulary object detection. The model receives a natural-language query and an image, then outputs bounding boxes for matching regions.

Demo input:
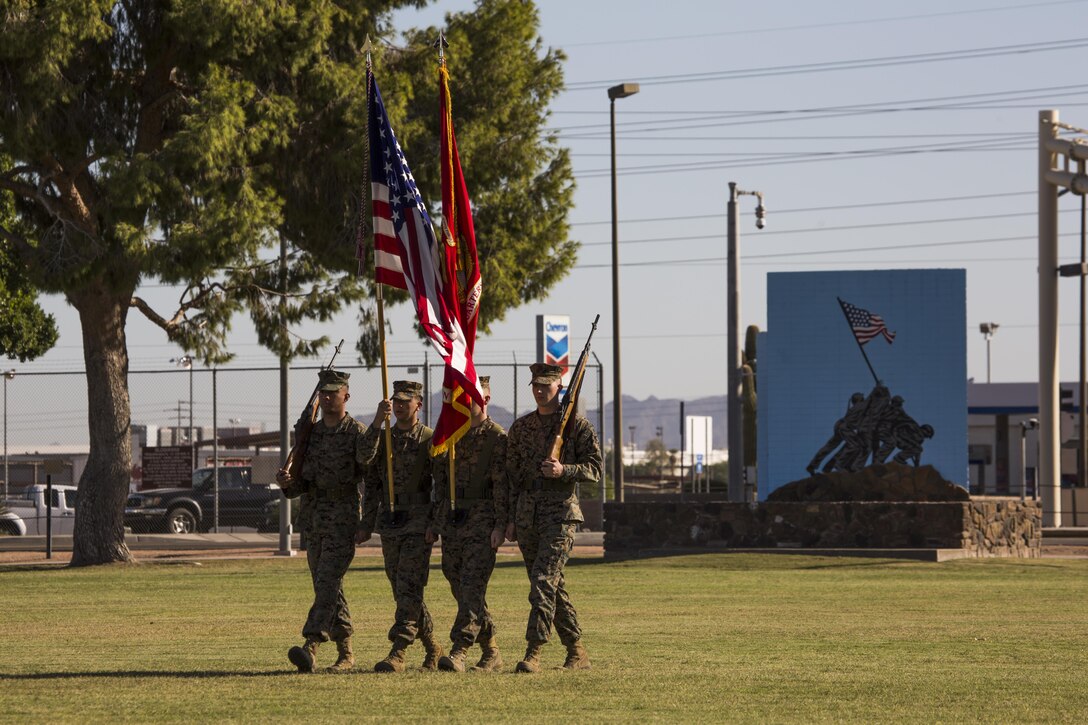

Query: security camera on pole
[727,182,765,502]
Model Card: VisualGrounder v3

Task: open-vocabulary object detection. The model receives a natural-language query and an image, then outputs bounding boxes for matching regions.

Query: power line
[554,84,1088,133]
[575,137,1033,179]
[573,231,1083,269]
[560,1,1088,48]
[578,208,1088,247]
[571,190,1034,226]
[565,37,1088,91]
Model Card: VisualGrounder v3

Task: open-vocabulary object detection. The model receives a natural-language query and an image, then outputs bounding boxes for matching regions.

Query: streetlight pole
[608,81,639,505]
[172,355,195,470]
[727,182,765,502]
[979,322,999,383]
[3,369,14,501]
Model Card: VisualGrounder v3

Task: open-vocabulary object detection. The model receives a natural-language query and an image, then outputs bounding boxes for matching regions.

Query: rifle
[549,315,600,460]
[281,339,346,494]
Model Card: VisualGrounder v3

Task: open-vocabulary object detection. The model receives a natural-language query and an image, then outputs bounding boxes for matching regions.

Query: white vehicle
[1,484,78,535]
[0,510,26,536]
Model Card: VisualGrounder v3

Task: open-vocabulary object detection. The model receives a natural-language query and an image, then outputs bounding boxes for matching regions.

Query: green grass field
[0,553,1086,723]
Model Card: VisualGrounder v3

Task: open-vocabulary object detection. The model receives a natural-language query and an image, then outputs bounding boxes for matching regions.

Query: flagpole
[366,38,397,514]
[435,31,457,513]
[837,297,880,385]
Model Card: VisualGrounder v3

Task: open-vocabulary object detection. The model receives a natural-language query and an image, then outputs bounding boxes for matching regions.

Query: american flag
[367,72,483,409]
[839,298,896,345]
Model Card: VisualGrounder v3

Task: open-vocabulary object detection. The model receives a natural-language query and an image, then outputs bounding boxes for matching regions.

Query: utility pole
[727,182,765,502]
[1037,108,1088,527]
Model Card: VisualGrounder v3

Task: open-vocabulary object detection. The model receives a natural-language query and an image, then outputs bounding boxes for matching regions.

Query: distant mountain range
[425,394,728,451]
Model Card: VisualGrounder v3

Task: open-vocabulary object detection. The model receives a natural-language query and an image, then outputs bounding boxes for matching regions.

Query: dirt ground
[0,545,606,566]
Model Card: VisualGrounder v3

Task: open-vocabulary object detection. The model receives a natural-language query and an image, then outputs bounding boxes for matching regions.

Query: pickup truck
[124,466,282,534]
[0,484,79,536]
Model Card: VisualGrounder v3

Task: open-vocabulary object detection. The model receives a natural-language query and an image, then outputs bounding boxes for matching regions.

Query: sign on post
[536,314,572,385]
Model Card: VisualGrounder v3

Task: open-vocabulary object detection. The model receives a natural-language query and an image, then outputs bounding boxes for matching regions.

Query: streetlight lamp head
[2,370,14,380]
[754,203,767,229]
[1022,418,1039,431]
[608,83,640,100]
[979,322,999,335]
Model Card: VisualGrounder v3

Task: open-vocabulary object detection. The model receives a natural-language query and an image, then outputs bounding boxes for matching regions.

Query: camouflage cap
[318,369,350,391]
[529,363,563,385]
[478,375,490,388]
[392,380,424,401]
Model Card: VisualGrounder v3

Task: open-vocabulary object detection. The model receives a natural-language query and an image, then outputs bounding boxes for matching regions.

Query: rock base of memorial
[603,499,1041,559]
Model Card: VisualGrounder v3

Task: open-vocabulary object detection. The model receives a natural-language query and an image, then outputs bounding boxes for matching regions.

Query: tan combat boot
[420,630,444,671]
[514,640,545,673]
[472,637,503,672]
[374,638,409,673]
[287,638,321,673]
[326,638,355,673]
[562,640,591,670]
[437,644,469,672]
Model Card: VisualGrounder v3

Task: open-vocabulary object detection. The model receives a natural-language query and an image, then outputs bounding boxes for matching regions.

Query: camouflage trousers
[381,532,435,644]
[516,521,581,645]
[440,523,497,648]
[302,525,356,642]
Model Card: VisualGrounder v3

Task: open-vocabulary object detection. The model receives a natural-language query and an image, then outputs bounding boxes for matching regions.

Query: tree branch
[130,295,187,334]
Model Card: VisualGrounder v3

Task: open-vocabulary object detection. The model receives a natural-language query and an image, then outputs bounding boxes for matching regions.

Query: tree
[643,437,671,479]
[0,165,58,361]
[0,0,574,565]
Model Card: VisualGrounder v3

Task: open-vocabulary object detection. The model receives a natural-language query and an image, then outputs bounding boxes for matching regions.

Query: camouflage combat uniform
[296,414,378,643]
[506,410,602,646]
[360,420,436,646]
[433,417,508,650]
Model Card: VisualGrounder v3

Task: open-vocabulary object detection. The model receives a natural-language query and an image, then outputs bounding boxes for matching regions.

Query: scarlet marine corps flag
[367,69,484,417]
[431,61,483,456]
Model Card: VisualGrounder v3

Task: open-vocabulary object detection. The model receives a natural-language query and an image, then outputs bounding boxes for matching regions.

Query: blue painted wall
[756,269,967,499]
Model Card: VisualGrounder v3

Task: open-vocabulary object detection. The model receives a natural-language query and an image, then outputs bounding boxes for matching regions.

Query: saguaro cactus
[742,325,759,467]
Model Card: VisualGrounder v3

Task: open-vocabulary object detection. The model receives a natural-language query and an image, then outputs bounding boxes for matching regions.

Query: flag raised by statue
[367,70,483,417]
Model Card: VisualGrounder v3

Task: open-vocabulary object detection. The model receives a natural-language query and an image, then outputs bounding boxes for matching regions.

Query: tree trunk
[69,286,135,566]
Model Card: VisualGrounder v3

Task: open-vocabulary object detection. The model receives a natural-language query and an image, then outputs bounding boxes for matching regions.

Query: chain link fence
[2,361,607,533]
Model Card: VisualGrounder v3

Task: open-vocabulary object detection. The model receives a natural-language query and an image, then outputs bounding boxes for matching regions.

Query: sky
[9,0,1088,446]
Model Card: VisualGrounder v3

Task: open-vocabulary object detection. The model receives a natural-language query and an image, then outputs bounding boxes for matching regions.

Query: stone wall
[603,497,1041,558]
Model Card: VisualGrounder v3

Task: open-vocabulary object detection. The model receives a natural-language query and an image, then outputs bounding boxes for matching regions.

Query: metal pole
[986,336,992,384]
[212,368,219,533]
[598,356,606,499]
[610,95,625,504]
[679,400,685,500]
[1074,189,1083,487]
[277,230,294,556]
[727,183,744,502]
[1021,425,1028,503]
[1039,109,1062,527]
[188,359,195,471]
[2,370,11,502]
[45,474,52,559]
[512,352,518,419]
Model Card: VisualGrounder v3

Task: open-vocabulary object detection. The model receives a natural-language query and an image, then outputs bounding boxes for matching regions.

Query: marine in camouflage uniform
[277,369,381,674]
[359,380,443,672]
[506,363,602,673]
[432,376,509,672]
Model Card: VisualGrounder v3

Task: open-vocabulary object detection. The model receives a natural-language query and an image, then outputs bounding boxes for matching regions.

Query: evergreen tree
[0,0,574,565]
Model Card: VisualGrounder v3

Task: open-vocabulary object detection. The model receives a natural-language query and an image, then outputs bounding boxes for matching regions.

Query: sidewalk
[0,530,604,560]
